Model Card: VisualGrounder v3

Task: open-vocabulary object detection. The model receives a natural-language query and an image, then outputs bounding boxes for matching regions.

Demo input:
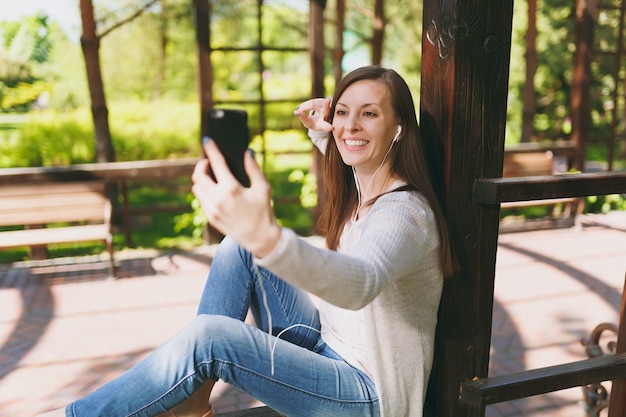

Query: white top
[255,131,443,417]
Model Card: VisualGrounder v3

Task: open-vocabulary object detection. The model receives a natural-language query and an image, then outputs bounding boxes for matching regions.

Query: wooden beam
[474,172,626,204]
[0,158,199,185]
[420,0,515,416]
[461,353,626,406]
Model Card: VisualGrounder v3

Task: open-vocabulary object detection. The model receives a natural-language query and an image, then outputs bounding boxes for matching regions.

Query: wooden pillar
[372,0,384,66]
[194,0,223,244]
[194,0,213,140]
[420,1,514,416]
[571,0,595,172]
[521,0,537,143]
[333,0,345,85]
[310,0,327,231]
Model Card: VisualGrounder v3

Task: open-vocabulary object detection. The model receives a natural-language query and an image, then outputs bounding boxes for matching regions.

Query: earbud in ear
[392,125,402,143]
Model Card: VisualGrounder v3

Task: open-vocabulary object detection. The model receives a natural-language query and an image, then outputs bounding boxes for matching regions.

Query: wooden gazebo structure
[193,1,626,416]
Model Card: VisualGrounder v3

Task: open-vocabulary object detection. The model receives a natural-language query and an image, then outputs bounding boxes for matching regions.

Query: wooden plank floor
[2,212,625,417]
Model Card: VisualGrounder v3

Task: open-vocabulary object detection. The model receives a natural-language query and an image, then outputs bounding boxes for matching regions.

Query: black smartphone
[205,108,251,187]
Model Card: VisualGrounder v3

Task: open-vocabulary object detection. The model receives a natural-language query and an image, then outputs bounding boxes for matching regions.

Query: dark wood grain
[461,353,626,406]
[420,0,515,416]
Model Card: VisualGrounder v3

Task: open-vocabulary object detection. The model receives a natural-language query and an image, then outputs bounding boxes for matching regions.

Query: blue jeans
[67,237,380,417]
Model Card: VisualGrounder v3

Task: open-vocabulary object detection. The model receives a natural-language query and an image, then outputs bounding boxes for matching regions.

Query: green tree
[99,0,196,101]
[0,12,55,112]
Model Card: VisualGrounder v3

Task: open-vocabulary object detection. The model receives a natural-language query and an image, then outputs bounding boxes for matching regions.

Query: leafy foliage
[0,12,57,112]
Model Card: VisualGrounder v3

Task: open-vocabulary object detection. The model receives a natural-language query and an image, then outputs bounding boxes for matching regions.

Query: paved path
[0,212,625,417]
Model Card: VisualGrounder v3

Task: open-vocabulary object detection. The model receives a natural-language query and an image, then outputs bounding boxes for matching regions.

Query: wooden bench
[0,180,116,278]
[500,143,582,232]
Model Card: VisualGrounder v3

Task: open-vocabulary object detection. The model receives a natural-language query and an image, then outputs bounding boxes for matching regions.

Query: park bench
[500,142,582,232]
[0,180,116,278]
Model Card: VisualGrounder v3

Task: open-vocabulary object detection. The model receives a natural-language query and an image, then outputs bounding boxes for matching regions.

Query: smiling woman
[37,66,453,417]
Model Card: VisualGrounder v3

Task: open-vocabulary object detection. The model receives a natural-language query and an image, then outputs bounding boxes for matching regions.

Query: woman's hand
[192,139,281,258]
[294,97,332,132]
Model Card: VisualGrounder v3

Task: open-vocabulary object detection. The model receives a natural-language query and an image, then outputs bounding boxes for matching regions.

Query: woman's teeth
[345,139,368,147]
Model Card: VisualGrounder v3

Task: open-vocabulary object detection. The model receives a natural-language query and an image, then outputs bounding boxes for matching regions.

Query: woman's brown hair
[319,66,454,277]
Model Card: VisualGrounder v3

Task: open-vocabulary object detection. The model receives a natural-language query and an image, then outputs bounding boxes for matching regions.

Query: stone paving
[0,212,625,417]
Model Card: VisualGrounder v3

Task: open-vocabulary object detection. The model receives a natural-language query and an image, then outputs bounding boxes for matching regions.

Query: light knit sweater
[255,188,443,417]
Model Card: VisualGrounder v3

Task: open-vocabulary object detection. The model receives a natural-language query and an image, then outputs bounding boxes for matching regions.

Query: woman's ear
[392,125,402,143]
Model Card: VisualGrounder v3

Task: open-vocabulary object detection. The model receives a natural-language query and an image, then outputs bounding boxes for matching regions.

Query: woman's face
[332,79,399,175]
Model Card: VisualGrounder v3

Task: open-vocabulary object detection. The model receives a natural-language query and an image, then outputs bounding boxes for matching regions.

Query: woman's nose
[344,116,359,132]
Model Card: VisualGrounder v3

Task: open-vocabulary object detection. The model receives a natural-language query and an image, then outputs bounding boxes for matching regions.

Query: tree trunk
[333,0,345,86]
[521,0,537,143]
[79,0,115,163]
[153,0,168,101]
[372,0,384,66]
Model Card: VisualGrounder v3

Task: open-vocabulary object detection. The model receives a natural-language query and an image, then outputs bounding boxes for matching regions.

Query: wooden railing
[462,171,626,414]
[474,171,626,204]
[0,159,199,247]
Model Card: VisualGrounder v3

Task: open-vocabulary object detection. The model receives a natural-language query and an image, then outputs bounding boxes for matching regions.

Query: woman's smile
[343,137,369,148]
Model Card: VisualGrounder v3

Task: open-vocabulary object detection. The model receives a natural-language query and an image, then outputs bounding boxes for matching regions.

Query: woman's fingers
[244,150,266,188]
[202,138,238,185]
[191,145,279,257]
[191,159,215,198]
[294,98,332,131]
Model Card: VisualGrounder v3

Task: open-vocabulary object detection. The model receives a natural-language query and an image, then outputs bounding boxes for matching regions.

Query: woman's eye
[363,111,376,117]
[335,109,347,116]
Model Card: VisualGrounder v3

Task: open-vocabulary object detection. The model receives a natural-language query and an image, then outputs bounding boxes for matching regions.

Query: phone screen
[206,108,251,187]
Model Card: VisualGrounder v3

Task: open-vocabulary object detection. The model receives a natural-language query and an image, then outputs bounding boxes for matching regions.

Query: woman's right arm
[294,98,332,153]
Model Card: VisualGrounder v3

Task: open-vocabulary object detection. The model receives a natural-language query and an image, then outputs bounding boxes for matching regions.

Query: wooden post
[420,1,514,416]
[194,0,224,244]
[571,0,595,172]
[333,0,345,86]
[310,0,327,232]
[194,0,213,141]
[521,0,537,143]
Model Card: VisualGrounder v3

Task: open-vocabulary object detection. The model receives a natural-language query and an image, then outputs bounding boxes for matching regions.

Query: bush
[0,100,202,168]
[109,100,200,161]
[0,108,94,167]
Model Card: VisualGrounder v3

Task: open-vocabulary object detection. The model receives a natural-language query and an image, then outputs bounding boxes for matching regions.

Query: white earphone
[392,125,402,143]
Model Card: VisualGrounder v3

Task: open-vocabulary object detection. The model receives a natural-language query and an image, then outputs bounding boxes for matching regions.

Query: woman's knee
[187,314,250,346]
[189,314,235,335]
[214,236,248,263]
[185,315,261,368]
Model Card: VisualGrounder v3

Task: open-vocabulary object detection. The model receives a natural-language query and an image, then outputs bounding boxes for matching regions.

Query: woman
[40,66,452,417]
